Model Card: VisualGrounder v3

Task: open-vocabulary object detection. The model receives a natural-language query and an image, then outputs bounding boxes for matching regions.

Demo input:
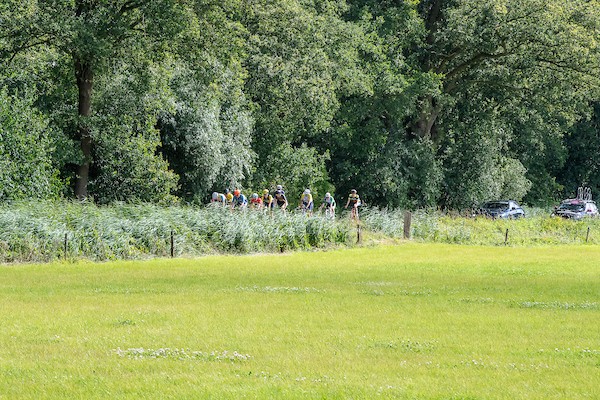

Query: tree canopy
[1,0,599,208]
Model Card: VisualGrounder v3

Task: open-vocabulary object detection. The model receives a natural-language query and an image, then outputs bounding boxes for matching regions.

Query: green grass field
[1,244,599,399]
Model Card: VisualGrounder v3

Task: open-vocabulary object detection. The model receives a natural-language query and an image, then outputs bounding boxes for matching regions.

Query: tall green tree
[158,63,255,201]
[559,103,600,199]
[1,0,190,199]
[240,0,372,195]
[323,0,438,207]
[336,0,600,207]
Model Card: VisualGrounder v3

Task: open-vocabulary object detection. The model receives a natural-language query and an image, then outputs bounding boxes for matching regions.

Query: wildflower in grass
[114,348,252,362]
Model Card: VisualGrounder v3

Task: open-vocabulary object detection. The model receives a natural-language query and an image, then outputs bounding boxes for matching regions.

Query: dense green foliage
[0,89,62,200]
[1,0,600,206]
[2,201,600,263]
[1,245,599,398]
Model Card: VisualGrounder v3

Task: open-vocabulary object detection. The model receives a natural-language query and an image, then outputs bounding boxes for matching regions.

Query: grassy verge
[0,201,349,262]
[1,244,598,399]
[2,201,600,263]
[363,207,600,245]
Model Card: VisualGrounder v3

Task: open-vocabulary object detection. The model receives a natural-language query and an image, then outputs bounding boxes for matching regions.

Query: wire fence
[0,201,599,263]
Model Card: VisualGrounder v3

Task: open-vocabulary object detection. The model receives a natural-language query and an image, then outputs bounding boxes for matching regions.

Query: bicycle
[349,204,359,221]
[299,202,313,217]
[324,206,335,219]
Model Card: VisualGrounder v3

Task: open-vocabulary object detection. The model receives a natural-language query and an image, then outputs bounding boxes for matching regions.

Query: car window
[484,202,508,209]
[559,203,584,212]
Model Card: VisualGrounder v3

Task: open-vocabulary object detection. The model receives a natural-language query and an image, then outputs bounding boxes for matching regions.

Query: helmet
[252,193,258,199]
[263,189,269,195]
[304,189,310,194]
[233,189,241,196]
[211,192,218,200]
[325,192,331,198]
[225,188,230,194]
[351,189,357,193]
[276,185,282,190]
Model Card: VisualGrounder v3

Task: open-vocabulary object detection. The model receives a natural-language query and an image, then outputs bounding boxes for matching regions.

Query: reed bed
[1,201,599,263]
[0,201,349,263]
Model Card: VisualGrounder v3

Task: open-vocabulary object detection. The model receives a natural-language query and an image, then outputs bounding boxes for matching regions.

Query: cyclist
[211,192,227,206]
[262,189,274,210]
[319,192,336,217]
[345,189,361,221]
[231,189,248,209]
[225,188,233,205]
[299,189,314,216]
[273,184,288,211]
[249,193,263,209]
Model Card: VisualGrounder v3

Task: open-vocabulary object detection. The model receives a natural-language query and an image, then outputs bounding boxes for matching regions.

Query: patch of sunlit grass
[0,244,598,398]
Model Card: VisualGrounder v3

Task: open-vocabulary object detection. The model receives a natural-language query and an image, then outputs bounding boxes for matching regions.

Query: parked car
[476,200,525,219]
[552,199,598,220]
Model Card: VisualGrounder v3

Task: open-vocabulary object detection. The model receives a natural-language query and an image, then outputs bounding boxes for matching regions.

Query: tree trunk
[74,59,93,200]
[412,95,439,141]
[412,0,445,141]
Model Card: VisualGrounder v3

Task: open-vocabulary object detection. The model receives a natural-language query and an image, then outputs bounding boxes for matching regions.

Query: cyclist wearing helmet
[225,188,233,204]
[231,189,248,209]
[249,193,263,209]
[262,189,274,209]
[273,184,288,210]
[345,189,361,220]
[319,192,336,216]
[299,189,314,215]
[211,191,227,206]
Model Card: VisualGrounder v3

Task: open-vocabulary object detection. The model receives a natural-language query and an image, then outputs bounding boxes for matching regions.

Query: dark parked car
[476,200,525,219]
[552,199,598,220]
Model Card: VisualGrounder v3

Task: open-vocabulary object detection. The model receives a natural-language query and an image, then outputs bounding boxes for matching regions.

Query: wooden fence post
[586,226,590,243]
[170,230,174,258]
[504,228,509,245]
[357,224,362,244]
[64,233,68,259]
[403,211,412,239]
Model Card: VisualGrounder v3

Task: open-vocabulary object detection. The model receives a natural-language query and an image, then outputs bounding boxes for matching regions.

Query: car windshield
[558,203,585,212]
[483,202,509,209]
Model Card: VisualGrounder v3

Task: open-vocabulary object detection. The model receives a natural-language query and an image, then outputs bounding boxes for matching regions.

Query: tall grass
[0,201,349,263]
[2,201,600,263]
[361,206,600,246]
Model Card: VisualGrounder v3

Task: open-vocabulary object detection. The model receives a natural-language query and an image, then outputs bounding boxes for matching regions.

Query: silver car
[553,199,599,220]
[477,200,525,219]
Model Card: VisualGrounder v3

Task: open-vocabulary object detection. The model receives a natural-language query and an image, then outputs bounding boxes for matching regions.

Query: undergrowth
[1,201,599,263]
[0,201,349,262]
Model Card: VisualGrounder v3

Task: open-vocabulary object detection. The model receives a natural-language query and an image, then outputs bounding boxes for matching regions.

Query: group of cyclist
[210,186,361,219]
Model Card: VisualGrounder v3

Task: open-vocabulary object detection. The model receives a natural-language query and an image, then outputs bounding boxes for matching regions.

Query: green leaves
[0,89,62,200]
[1,0,600,207]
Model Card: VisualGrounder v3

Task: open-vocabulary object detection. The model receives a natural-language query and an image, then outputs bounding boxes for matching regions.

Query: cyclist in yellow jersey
[299,189,314,216]
[262,189,274,210]
[225,188,233,204]
[345,189,361,221]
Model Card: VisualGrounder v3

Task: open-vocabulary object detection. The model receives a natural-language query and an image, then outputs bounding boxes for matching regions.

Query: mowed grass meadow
[1,244,599,399]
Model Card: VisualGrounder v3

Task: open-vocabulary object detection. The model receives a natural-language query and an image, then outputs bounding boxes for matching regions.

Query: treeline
[1,0,600,209]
